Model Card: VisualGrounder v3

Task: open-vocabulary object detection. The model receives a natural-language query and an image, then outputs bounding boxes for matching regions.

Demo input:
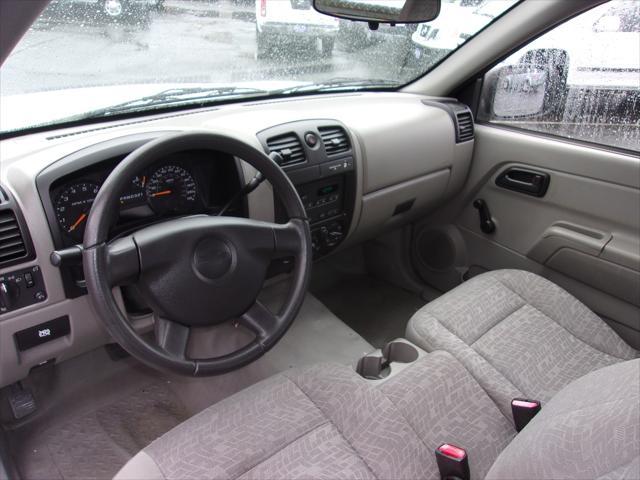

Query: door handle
[496,168,550,197]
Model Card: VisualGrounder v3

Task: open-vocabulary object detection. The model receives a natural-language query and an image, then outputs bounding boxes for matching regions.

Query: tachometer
[55,181,100,241]
[146,165,197,214]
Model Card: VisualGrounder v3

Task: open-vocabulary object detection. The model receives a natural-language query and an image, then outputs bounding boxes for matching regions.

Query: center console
[257,119,356,259]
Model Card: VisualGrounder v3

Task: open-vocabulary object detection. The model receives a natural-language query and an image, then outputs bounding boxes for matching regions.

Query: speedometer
[146,165,197,214]
[55,181,100,241]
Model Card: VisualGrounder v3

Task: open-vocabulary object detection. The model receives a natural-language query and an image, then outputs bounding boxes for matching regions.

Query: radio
[296,177,348,257]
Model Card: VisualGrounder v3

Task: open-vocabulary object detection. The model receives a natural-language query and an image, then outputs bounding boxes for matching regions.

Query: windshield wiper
[20,80,399,133]
[46,86,274,126]
[280,78,399,94]
[91,86,273,117]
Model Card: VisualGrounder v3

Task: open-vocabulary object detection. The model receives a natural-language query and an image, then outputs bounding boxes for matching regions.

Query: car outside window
[477,0,639,152]
[0,0,517,134]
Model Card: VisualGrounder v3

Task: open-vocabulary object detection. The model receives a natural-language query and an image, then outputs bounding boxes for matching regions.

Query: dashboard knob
[327,230,343,247]
[0,281,20,310]
[320,226,343,248]
[311,232,322,253]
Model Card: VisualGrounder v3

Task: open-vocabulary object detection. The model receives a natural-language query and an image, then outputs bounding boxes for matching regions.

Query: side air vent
[319,126,350,156]
[266,133,306,167]
[455,110,474,142]
[0,210,28,266]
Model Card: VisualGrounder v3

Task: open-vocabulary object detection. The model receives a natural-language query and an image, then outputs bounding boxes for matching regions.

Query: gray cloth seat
[406,269,638,419]
[116,351,640,480]
[116,269,640,479]
[487,358,640,480]
[116,351,517,480]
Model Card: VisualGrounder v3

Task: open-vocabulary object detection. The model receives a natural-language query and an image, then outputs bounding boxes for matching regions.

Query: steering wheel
[82,132,312,376]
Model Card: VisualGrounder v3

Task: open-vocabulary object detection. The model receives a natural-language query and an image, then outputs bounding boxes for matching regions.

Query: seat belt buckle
[435,443,470,480]
[511,398,541,432]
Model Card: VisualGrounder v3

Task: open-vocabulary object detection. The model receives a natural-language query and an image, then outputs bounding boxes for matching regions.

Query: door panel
[413,0,640,348]
[454,124,640,348]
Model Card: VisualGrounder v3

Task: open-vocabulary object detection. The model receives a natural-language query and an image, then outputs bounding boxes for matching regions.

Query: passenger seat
[406,269,638,419]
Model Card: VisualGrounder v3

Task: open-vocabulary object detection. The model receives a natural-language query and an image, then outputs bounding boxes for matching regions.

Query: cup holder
[382,341,419,364]
[356,355,390,380]
[356,341,420,380]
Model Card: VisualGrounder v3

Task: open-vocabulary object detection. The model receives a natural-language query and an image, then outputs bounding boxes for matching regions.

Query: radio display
[317,184,338,196]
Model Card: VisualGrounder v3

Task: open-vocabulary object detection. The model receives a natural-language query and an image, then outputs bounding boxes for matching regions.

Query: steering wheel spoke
[239,301,280,342]
[154,314,191,360]
[106,236,140,286]
[271,219,306,257]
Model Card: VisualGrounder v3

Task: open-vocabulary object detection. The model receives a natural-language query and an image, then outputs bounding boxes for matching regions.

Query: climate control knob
[321,226,343,248]
[311,231,322,254]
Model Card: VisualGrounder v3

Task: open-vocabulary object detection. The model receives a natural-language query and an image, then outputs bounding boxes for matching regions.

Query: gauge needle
[69,213,87,232]
[151,189,172,197]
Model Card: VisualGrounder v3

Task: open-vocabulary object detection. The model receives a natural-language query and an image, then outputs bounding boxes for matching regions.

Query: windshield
[0,0,517,134]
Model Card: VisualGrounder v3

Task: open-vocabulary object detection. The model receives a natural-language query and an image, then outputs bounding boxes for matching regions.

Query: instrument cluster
[49,151,244,244]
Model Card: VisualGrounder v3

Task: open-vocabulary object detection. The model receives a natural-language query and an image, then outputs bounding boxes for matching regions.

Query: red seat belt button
[511,398,541,432]
[435,443,470,480]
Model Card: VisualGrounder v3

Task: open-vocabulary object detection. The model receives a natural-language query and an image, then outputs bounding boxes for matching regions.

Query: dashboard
[0,92,474,388]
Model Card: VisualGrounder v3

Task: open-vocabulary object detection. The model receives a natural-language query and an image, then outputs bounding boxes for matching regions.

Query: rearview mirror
[313,0,440,25]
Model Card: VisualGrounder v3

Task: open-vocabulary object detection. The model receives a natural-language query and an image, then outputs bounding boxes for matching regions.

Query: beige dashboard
[0,91,474,386]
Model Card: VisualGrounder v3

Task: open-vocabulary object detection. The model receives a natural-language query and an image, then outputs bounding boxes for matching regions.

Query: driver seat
[115,351,640,480]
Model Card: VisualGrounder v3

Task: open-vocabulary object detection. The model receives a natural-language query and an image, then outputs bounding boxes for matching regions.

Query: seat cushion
[486,358,640,480]
[378,351,515,480]
[406,269,637,419]
[115,351,515,480]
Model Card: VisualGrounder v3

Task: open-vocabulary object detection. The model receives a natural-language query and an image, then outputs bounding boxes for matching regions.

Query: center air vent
[0,210,28,266]
[266,133,306,167]
[319,126,350,156]
[455,110,474,142]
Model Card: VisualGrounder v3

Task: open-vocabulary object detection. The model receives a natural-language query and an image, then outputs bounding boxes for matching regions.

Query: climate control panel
[0,265,47,314]
[311,220,346,257]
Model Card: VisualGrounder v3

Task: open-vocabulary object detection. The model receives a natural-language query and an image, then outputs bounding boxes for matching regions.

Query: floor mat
[12,381,188,480]
[311,273,425,348]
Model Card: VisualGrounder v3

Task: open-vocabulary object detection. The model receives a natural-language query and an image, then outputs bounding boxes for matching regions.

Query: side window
[477,0,639,152]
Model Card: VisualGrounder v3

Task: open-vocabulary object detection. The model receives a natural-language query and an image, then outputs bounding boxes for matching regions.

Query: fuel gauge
[132,175,147,189]
[119,174,148,208]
